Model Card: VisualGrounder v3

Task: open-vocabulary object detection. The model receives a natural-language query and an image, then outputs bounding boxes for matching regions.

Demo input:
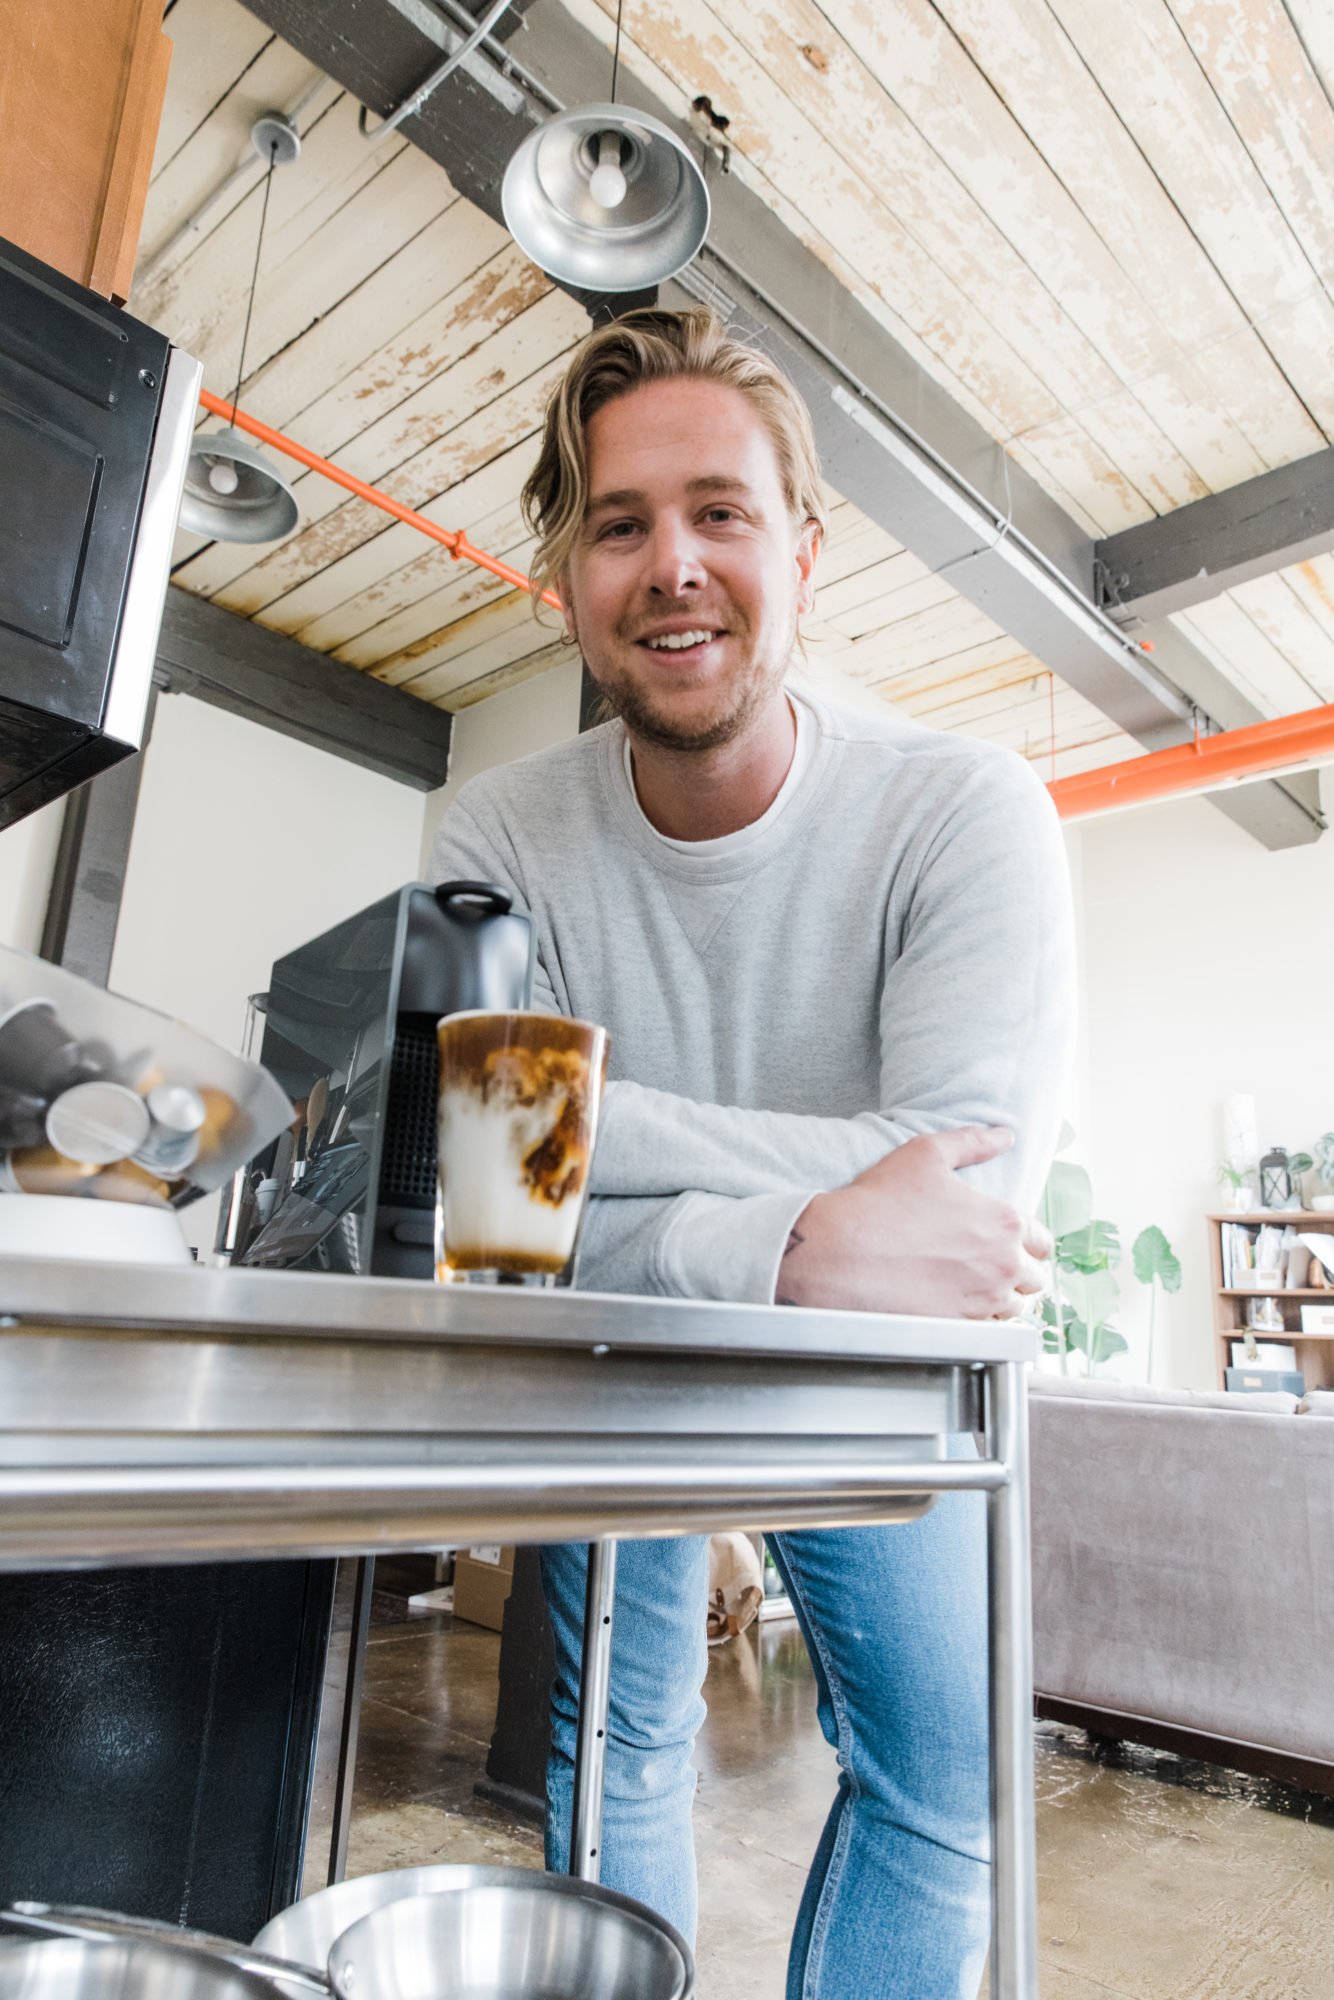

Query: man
[431,306,1074,1998]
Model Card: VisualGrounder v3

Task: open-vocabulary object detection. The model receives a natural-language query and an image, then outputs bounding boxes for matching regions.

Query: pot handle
[2,1902,329,1993]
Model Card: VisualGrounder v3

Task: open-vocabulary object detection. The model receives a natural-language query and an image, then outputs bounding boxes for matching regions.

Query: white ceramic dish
[0,1191,191,1264]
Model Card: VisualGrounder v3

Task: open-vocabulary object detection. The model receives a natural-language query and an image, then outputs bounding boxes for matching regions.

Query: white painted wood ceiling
[145,0,1334,780]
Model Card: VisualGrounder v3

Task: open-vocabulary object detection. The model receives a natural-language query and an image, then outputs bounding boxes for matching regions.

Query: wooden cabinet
[0,0,172,304]
[1207,1211,1334,1391]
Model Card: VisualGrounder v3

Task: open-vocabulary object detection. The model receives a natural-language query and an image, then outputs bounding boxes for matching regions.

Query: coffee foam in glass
[435,1011,608,1285]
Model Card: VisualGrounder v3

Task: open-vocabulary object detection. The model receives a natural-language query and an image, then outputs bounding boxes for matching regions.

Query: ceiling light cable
[360,0,515,138]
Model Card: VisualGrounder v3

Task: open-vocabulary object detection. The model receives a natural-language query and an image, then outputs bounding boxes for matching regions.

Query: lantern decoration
[1259,1146,1293,1210]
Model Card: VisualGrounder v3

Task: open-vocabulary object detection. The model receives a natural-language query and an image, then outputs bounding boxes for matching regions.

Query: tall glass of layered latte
[434,1012,609,1285]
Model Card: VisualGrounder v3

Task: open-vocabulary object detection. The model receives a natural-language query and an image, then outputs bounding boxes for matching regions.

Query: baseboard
[473,1774,545,1826]
[1034,1694,1334,1799]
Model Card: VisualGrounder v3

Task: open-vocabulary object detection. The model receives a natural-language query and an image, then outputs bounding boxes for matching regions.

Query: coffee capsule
[45,1080,152,1165]
[135,1080,207,1176]
[194,1086,239,1165]
[2,1145,102,1195]
[0,1086,48,1151]
[89,1158,174,1207]
[0,998,88,1098]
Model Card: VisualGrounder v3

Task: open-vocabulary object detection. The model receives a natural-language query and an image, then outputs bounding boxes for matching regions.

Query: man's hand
[776,1126,1051,1318]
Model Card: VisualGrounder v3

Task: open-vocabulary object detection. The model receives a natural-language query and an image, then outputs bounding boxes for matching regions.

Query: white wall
[111,692,428,1249]
[0,796,66,956]
[1070,783,1334,1389]
[418,659,583,874]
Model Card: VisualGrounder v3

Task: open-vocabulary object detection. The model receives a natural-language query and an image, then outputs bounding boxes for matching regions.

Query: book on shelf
[1220,1219,1307,1289]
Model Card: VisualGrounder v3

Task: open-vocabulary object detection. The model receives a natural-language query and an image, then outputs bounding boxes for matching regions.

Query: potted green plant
[1040,1161,1125,1374]
[1216,1159,1253,1212]
[1312,1133,1334,1213]
[1040,1161,1180,1380]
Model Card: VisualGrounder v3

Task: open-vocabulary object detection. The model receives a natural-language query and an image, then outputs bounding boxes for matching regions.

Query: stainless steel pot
[330,1884,690,2000]
[4,1878,694,2000]
[0,1937,286,2000]
[252,1865,509,1984]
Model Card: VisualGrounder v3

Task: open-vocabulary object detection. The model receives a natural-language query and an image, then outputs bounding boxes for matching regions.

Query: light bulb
[589,131,627,208]
[207,457,240,495]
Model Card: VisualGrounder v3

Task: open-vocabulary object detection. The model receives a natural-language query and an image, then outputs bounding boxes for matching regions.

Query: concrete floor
[313,1576,1334,1999]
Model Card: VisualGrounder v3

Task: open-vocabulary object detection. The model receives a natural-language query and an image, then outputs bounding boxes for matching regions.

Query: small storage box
[452,1544,516,1631]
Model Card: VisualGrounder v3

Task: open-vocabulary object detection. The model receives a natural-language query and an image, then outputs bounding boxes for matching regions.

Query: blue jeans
[540,1481,991,1999]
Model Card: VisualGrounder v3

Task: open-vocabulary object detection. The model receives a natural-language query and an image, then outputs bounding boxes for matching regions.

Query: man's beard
[585,624,791,754]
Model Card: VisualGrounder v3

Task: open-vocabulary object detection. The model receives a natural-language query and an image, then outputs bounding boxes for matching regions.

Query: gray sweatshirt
[429,689,1076,1305]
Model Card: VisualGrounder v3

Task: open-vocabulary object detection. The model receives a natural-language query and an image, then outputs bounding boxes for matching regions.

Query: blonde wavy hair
[522,306,828,611]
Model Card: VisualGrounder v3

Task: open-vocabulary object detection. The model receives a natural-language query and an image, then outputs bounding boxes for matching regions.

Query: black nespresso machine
[223,881,535,1278]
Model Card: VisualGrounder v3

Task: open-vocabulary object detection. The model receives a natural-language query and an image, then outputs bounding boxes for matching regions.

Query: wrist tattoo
[775,1294,798,1307]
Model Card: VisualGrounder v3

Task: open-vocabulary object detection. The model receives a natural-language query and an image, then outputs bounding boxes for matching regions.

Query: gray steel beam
[154,586,453,790]
[40,688,158,986]
[1097,447,1334,623]
[238,0,1322,846]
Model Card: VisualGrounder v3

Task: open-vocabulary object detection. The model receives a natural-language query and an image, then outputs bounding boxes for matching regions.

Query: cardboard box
[1224,1366,1305,1396]
[1300,1304,1334,1335]
[452,1544,515,1632]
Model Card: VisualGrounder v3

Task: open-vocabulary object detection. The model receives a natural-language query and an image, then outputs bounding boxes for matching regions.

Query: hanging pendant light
[501,0,708,291]
[178,115,300,544]
[503,104,710,290]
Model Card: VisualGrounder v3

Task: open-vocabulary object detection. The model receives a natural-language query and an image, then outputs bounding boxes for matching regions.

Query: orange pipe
[198,388,563,611]
[1048,701,1334,819]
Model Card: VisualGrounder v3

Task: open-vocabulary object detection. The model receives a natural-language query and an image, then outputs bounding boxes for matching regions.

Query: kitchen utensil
[306,1077,329,1158]
[0,1938,286,2000]
[1,1906,322,1992]
[328,1883,692,2000]
[45,1081,151,1165]
[242,1144,370,1266]
[0,999,88,1098]
[6,1877,695,2000]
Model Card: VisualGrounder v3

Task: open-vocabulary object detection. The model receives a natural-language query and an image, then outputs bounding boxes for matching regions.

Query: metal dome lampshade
[502,104,709,290]
[179,429,299,542]
[177,113,300,544]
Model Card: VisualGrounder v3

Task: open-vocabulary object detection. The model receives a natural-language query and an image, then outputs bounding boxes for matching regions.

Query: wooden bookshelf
[1207,1211,1334,1390]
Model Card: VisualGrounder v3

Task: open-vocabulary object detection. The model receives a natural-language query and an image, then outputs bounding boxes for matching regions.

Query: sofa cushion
[1030,1372,1300,1416]
[1301,1390,1334,1417]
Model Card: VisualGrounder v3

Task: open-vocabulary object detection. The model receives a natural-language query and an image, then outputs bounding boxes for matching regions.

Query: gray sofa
[1028,1376,1334,1791]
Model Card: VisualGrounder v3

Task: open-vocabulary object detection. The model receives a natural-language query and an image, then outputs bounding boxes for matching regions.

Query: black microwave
[0,235,199,828]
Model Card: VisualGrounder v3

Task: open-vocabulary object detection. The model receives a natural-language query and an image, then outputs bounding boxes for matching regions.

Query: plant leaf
[1131,1224,1182,1294]
[1057,1219,1121,1271]
[1063,1264,1119,1335]
[1042,1162,1092,1241]
[1090,1325,1129,1368]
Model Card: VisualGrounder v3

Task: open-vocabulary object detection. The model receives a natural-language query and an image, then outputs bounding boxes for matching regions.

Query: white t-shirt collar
[622,692,815,857]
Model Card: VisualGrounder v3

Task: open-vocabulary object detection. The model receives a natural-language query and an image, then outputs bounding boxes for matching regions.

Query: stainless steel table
[0,1259,1039,1997]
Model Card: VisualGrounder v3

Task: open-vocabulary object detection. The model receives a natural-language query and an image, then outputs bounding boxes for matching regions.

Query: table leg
[569,1538,617,1883]
[327,1554,375,1886]
[987,1362,1038,1998]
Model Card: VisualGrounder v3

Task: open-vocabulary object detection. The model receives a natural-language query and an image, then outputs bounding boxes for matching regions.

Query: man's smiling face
[564,376,819,752]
